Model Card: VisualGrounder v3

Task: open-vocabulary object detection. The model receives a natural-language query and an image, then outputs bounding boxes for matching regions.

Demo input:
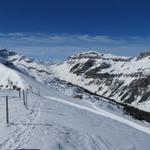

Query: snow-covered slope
[0,49,54,84]
[0,49,150,149]
[53,51,150,111]
[0,62,24,89]
[0,76,150,150]
[0,49,54,91]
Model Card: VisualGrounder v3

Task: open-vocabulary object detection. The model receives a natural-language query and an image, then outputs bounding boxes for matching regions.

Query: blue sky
[0,0,150,60]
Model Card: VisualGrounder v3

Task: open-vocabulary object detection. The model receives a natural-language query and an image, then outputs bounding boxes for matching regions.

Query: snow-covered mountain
[0,49,56,92]
[1,48,150,112]
[53,51,150,111]
[0,49,150,149]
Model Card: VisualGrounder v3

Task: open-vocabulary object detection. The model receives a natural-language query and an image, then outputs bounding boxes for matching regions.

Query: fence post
[19,90,21,98]
[38,88,40,96]
[23,90,25,106]
[6,96,9,125]
[25,90,28,109]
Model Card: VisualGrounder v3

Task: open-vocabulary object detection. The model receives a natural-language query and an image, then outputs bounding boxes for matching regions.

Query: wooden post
[38,88,40,96]
[6,96,9,125]
[25,90,28,109]
[19,90,21,98]
[23,90,25,106]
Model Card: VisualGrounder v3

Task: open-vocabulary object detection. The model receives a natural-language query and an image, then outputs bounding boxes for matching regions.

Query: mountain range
[0,49,150,112]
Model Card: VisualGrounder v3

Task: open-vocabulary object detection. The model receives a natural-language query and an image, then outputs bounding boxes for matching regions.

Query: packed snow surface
[0,77,150,150]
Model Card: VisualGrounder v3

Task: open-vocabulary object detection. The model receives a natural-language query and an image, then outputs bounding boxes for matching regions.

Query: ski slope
[45,95,150,135]
[0,81,150,150]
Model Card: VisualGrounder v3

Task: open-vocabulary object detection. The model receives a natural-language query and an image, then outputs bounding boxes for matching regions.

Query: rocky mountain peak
[0,48,17,58]
[67,51,130,62]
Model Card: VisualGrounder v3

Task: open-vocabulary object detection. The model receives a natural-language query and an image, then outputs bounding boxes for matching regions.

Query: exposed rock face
[53,51,150,111]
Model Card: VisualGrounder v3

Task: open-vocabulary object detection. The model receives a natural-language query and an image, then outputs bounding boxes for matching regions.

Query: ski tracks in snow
[0,97,42,150]
[0,92,150,150]
[48,123,120,150]
[45,96,150,135]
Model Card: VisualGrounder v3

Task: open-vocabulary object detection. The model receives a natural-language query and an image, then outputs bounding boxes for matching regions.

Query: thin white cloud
[0,32,150,60]
[0,33,126,44]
